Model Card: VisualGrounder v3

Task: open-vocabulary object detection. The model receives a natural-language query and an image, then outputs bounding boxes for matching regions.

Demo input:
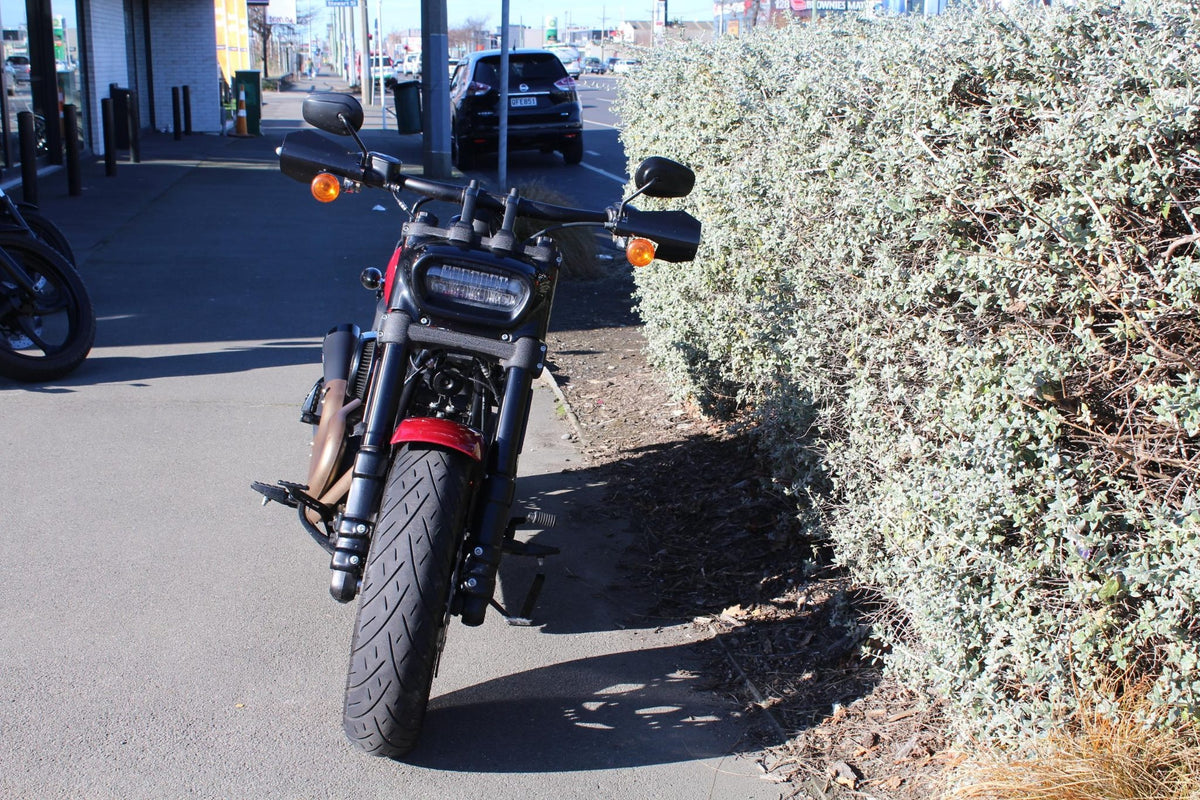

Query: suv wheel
[452,134,476,171]
[561,136,583,166]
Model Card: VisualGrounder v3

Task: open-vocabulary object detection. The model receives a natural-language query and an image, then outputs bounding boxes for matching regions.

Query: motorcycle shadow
[406,640,783,772]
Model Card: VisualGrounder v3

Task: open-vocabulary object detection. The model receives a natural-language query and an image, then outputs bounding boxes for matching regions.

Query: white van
[401,52,421,77]
[545,45,582,78]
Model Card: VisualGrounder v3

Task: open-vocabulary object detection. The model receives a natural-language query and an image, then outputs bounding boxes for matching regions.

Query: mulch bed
[546,267,956,799]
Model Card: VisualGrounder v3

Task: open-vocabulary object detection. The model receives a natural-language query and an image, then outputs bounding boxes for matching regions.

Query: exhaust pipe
[305,325,362,498]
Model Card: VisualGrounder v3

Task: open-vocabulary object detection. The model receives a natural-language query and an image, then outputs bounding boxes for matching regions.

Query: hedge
[615,0,1200,744]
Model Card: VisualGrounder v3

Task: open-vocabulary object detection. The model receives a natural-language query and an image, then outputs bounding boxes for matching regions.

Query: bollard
[234,87,248,136]
[64,105,82,197]
[182,85,192,134]
[17,111,37,206]
[128,89,141,164]
[172,86,182,141]
[101,97,116,176]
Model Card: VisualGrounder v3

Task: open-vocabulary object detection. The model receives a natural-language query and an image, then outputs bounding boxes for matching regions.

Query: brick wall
[82,0,129,153]
[147,0,221,134]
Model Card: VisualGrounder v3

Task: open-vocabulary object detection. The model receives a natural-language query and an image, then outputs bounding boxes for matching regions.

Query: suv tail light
[553,77,576,92]
[467,80,492,97]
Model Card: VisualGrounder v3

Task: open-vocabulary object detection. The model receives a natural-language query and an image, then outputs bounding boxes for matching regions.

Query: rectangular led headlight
[424,263,529,312]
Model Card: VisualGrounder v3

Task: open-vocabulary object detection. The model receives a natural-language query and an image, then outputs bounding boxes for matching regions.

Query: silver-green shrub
[616,0,1200,743]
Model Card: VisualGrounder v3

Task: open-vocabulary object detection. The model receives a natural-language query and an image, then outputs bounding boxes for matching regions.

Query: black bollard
[182,85,192,135]
[17,111,37,206]
[171,87,182,141]
[101,97,116,177]
[128,89,141,164]
[64,105,82,196]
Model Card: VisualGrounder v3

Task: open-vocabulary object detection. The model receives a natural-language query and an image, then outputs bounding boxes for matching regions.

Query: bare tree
[248,4,319,79]
[449,15,491,56]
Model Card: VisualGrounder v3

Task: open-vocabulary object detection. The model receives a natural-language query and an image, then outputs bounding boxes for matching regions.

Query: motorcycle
[0,186,94,382]
[254,92,700,757]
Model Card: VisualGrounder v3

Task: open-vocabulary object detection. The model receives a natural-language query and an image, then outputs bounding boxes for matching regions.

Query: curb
[540,369,587,446]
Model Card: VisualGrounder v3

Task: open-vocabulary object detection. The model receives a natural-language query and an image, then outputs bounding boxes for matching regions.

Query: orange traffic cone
[234,87,249,136]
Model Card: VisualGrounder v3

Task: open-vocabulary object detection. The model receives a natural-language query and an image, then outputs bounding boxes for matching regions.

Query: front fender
[391,417,485,462]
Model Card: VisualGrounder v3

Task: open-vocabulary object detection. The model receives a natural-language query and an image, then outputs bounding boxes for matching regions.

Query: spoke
[14,315,54,354]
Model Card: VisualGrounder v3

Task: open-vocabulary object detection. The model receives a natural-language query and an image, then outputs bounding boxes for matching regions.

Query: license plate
[510,96,537,108]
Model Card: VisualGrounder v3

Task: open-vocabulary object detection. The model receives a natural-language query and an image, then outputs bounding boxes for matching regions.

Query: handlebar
[278,129,699,262]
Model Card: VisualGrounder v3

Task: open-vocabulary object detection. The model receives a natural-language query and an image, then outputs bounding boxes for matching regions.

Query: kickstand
[490,558,547,626]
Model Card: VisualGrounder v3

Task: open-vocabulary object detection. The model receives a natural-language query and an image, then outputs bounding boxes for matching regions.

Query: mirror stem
[340,113,369,156]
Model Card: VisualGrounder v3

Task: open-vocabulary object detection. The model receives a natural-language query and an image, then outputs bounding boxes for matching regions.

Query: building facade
[0,0,223,178]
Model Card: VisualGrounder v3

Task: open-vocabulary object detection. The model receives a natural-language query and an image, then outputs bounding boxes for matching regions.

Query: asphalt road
[0,76,785,799]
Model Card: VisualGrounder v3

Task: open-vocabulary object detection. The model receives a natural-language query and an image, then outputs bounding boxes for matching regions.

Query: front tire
[0,234,94,382]
[342,445,474,757]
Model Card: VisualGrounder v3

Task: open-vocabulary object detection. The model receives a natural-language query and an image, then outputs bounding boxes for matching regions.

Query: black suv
[449,49,583,169]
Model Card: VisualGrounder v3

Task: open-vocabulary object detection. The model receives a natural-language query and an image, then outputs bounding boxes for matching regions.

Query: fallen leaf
[828,760,860,790]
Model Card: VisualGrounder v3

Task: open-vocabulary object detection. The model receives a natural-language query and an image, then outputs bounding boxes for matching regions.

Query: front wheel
[342,445,475,757]
[0,234,95,382]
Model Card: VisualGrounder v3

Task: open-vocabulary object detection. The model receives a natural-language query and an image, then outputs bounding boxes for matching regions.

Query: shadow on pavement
[407,642,778,772]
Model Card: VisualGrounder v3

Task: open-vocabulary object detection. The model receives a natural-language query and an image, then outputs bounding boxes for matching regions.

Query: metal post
[129,89,141,163]
[421,0,451,178]
[17,111,37,205]
[498,0,510,189]
[359,0,369,108]
[64,105,82,196]
[101,98,117,176]
[182,85,193,134]
[172,87,182,140]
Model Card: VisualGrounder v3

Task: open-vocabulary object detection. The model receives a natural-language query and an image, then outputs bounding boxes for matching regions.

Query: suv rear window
[472,53,566,84]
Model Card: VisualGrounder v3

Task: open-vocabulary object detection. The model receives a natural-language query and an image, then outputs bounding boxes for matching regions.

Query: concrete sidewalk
[0,75,783,800]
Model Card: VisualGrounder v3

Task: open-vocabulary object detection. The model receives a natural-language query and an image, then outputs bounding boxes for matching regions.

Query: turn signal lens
[311,172,341,203]
[626,237,657,268]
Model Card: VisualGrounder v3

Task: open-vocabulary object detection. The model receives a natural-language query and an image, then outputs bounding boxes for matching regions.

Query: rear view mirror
[633,157,695,198]
[302,93,364,136]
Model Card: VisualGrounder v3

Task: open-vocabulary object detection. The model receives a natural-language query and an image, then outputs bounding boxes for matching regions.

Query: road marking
[584,117,621,130]
[581,162,627,184]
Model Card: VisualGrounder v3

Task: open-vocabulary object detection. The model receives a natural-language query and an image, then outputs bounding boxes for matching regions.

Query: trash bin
[393,80,422,135]
[232,70,262,136]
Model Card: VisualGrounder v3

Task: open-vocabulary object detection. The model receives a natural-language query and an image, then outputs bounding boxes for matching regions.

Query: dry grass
[946,689,1200,800]
[514,180,606,281]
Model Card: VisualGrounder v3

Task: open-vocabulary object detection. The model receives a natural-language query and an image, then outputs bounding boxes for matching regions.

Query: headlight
[408,247,541,327]
[425,263,528,312]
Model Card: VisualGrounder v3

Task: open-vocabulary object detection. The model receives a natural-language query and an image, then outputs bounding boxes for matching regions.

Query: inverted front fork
[328,312,544,625]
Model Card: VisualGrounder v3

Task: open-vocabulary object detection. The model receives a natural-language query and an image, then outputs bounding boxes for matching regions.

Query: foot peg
[251,481,298,508]
[252,480,338,555]
[491,511,560,626]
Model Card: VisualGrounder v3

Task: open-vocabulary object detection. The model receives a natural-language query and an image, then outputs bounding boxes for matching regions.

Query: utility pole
[359,0,369,107]
[421,0,451,177]
[498,0,511,189]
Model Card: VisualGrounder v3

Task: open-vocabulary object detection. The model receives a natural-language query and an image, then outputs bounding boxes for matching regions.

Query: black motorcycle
[255,92,700,757]
[0,186,93,382]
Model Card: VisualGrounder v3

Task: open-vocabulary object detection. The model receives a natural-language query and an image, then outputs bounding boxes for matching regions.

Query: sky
[314,0,717,34]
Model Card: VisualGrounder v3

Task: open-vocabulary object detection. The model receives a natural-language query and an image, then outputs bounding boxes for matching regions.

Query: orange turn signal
[311,172,341,203]
[626,237,657,268]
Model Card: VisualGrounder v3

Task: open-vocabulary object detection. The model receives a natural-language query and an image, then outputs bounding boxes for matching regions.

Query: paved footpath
[0,76,785,799]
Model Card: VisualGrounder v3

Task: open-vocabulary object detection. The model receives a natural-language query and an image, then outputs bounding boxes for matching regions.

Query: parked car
[611,58,641,75]
[449,48,583,170]
[546,45,582,78]
[369,54,393,82]
[5,55,31,85]
[400,52,421,77]
[582,56,605,74]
